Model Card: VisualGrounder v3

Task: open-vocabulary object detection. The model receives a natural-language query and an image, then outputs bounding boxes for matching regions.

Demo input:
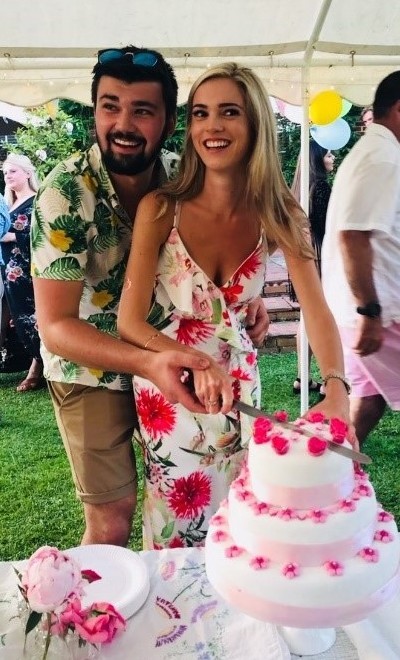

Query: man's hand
[246,296,269,347]
[353,317,383,357]
[148,351,210,414]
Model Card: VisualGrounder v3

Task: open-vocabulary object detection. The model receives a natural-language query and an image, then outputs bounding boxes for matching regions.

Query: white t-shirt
[322,123,400,328]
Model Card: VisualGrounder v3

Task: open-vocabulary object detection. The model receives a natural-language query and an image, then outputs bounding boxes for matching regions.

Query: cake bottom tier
[205,511,400,627]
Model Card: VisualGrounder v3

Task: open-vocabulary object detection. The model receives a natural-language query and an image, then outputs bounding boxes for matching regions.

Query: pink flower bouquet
[15,545,126,660]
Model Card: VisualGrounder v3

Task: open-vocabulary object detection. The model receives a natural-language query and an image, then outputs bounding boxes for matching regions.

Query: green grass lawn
[1,353,399,560]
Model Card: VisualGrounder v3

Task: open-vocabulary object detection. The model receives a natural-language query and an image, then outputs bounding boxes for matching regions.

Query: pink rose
[274,410,289,423]
[305,411,326,423]
[21,546,84,613]
[271,434,290,455]
[75,602,126,644]
[329,417,348,443]
[307,436,328,456]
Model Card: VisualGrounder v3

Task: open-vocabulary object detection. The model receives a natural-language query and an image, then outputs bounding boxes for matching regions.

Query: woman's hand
[192,359,234,414]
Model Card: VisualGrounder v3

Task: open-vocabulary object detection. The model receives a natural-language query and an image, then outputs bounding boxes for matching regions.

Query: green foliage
[163,104,187,155]
[277,115,300,186]
[1,102,94,180]
[58,100,95,151]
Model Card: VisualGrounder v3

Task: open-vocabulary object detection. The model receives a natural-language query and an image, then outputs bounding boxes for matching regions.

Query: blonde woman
[118,63,352,549]
[1,153,44,391]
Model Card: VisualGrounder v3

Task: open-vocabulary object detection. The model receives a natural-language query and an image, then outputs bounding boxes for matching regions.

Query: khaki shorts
[48,381,138,504]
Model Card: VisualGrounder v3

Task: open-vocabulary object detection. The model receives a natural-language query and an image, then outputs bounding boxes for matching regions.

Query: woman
[118,63,351,550]
[308,141,335,275]
[292,141,335,394]
[1,153,44,391]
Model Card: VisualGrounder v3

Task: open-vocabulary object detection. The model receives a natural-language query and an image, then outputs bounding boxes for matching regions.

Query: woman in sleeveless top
[118,63,352,549]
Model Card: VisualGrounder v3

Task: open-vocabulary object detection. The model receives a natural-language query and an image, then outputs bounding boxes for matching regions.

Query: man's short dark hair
[373,71,400,119]
[91,45,178,121]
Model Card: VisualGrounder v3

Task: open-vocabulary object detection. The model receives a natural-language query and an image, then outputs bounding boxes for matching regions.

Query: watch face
[357,302,381,318]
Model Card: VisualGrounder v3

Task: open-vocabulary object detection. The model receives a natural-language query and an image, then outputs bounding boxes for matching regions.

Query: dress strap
[173,201,182,229]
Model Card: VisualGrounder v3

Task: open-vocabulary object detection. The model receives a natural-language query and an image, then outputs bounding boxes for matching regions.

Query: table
[1,547,399,659]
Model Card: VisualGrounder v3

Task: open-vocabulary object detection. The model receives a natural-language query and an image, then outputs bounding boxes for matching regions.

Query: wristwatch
[356,301,381,319]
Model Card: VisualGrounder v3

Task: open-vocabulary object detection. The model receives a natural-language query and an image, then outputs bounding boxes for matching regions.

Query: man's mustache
[109,132,146,146]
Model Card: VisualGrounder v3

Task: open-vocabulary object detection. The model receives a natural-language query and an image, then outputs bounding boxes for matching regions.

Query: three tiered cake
[205,413,400,627]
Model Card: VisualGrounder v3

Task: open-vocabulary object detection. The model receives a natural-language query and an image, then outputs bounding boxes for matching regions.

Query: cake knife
[233,400,372,465]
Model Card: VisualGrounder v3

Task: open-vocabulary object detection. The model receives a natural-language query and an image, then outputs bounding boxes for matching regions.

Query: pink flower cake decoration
[324,560,344,576]
[377,510,394,523]
[307,436,328,456]
[225,545,244,558]
[253,417,273,444]
[212,530,228,543]
[235,489,253,502]
[282,563,300,579]
[274,410,289,423]
[209,514,226,526]
[278,508,294,521]
[271,434,290,455]
[329,417,348,444]
[358,547,379,562]
[310,509,328,523]
[339,499,356,513]
[374,529,394,543]
[250,556,270,570]
[251,501,270,515]
[305,411,326,424]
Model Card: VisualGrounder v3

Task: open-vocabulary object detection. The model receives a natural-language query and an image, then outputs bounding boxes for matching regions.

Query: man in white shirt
[322,71,400,445]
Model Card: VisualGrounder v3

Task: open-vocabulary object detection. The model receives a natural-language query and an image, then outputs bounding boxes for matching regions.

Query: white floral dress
[134,203,268,549]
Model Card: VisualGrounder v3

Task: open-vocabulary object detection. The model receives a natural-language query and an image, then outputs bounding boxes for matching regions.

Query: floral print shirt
[31,143,175,390]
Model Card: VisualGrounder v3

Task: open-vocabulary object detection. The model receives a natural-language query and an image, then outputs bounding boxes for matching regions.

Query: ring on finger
[208,399,219,406]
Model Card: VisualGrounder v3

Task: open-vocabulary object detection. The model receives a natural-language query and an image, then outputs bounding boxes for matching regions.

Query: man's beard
[98,130,167,176]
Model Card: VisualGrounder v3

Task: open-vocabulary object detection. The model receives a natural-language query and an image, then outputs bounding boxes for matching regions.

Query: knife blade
[233,400,371,465]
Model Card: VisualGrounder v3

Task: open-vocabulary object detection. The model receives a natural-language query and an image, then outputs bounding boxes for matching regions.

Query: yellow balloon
[309,90,342,126]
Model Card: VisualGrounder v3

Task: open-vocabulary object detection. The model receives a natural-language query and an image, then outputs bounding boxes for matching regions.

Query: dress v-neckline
[170,225,263,290]
[9,195,35,214]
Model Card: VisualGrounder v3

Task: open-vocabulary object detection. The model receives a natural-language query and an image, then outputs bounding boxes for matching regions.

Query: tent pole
[299,66,310,414]
[298,0,332,413]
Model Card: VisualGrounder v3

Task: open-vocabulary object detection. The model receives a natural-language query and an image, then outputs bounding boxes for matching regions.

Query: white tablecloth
[1,547,399,659]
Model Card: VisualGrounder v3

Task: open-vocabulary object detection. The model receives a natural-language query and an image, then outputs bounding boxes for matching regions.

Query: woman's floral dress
[2,196,42,361]
[134,204,268,549]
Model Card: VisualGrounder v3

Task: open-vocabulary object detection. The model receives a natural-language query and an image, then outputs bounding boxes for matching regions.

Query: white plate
[66,545,150,619]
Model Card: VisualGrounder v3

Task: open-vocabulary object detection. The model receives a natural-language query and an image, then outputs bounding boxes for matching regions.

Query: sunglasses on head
[98,49,158,67]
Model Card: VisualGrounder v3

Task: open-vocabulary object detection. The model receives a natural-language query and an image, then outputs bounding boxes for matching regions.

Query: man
[31,46,268,547]
[360,105,374,132]
[322,71,400,445]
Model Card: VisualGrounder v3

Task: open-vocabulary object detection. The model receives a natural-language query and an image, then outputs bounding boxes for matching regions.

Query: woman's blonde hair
[163,62,311,257]
[3,153,40,207]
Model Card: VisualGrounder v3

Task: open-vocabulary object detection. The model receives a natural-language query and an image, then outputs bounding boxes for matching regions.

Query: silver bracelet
[323,371,351,395]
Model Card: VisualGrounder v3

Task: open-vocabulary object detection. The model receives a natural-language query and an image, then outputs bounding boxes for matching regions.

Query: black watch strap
[356,302,381,319]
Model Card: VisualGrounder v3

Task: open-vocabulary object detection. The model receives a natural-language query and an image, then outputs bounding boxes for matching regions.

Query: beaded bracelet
[144,332,160,349]
[323,370,351,395]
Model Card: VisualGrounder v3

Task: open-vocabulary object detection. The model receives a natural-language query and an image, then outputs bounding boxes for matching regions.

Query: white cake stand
[279,626,336,656]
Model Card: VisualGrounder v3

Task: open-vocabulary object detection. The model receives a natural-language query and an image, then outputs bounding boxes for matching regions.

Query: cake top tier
[248,411,353,493]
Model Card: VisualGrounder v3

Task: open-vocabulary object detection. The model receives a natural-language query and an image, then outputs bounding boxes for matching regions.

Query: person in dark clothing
[291,140,335,394]
[1,153,44,391]
[308,141,335,276]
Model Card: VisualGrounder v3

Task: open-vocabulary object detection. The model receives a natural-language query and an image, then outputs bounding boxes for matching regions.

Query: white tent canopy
[1,0,400,107]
